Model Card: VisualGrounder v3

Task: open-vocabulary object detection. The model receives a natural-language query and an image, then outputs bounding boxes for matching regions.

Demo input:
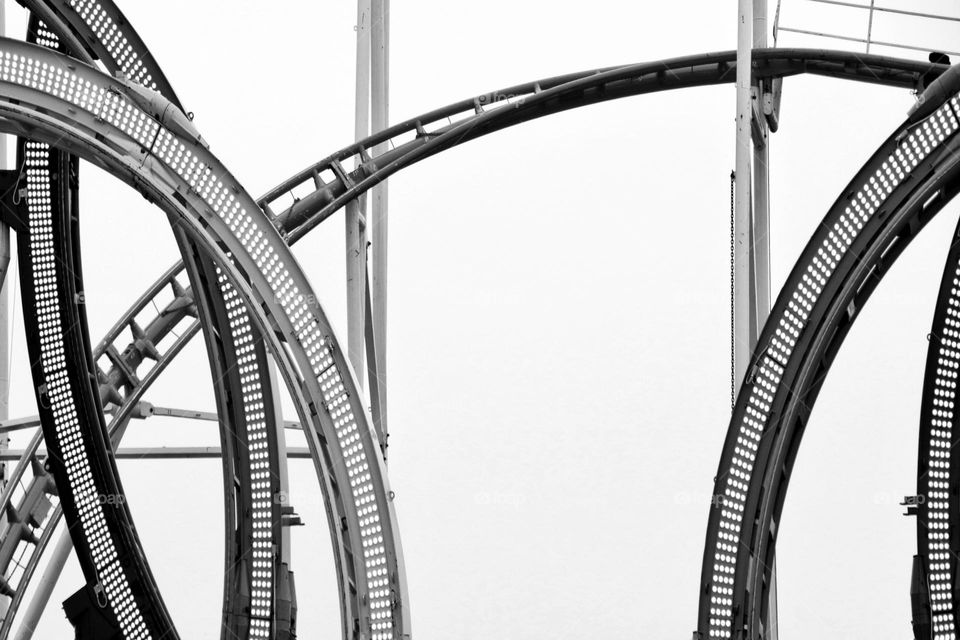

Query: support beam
[14,527,70,640]
[734,0,755,388]
[346,0,371,392]
[369,0,389,450]
[0,1,11,629]
[0,447,313,461]
[752,2,777,636]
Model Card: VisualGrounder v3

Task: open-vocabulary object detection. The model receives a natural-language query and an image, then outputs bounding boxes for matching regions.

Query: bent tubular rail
[916,192,960,635]
[0,38,943,639]
[93,48,946,467]
[0,36,407,640]
[269,48,944,242]
[0,4,297,638]
[697,72,960,638]
[13,15,176,639]
[18,105,178,637]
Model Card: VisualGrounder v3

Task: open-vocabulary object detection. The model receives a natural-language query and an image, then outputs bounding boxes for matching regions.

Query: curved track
[15,15,175,639]
[2,5,295,639]
[87,47,946,467]
[696,66,960,638]
[0,34,407,640]
[0,13,945,638]
[915,156,960,638]
[1,42,931,639]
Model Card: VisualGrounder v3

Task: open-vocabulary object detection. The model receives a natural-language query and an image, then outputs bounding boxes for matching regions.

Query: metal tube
[753,5,777,637]
[0,0,11,629]
[370,0,390,448]
[346,0,371,392]
[753,1,771,354]
[808,0,960,24]
[0,447,313,461]
[13,527,71,640]
[776,26,960,57]
[734,0,754,387]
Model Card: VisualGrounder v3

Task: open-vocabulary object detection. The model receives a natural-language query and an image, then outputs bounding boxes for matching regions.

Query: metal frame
[697,69,960,639]
[0,29,943,639]
[0,36,408,640]
[915,207,960,640]
[3,6,295,639]
[16,112,177,637]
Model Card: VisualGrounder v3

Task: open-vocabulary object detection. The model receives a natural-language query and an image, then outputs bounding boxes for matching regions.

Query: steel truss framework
[0,2,950,639]
[0,5,406,640]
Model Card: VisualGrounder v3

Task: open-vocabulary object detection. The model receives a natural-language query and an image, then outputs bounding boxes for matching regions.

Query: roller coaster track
[81,48,945,483]
[57,44,937,640]
[916,119,960,638]
[696,63,960,639]
[0,29,406,640]
[1,5,294,639]
[0,4,947,637]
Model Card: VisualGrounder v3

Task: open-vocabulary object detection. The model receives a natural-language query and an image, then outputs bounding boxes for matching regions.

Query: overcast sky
[4,1,960,638]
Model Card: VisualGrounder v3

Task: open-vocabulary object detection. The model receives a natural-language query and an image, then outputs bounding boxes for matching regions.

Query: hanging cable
[730,169,737,412]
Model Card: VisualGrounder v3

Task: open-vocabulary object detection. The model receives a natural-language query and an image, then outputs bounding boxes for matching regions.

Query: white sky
[3,0,960,638]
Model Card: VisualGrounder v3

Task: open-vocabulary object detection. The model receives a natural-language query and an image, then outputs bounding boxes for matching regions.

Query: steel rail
[697,68,960,638]
[0,447,313,461]
[0,42,942,638]
[10,16,176,639]
[776,27,960,58]
[807,0,960,24]
[270,48,944,242]
[913,169,960,637]
[0,5,296,638]
[18,113,179,637]
[0,36,408,640]
[2,4,301,638]
[89,48,944,457]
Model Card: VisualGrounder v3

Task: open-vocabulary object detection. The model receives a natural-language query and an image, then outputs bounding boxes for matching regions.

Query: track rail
[86,48,945,470]
[696,67,960,639]
[17,85,178,639]
[0,4,296,638]
[915,160,960,638]
[14,15,175,639]
[0,37,944,638]
[0,36,408,640]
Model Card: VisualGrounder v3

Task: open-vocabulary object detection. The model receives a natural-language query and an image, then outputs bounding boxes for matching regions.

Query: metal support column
[0,0,11,627]
[734,0,755,387]
[736,0,778,637]
[752,1,776,633]
[369,0,390,453]
[14,529,70,640]
[346,0,371,393]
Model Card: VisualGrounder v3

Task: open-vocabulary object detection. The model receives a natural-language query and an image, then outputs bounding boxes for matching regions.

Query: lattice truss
[0,2,950,640]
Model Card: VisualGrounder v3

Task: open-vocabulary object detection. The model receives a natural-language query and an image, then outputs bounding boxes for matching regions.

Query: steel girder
[0,35,407,640]
[696,69,960,638]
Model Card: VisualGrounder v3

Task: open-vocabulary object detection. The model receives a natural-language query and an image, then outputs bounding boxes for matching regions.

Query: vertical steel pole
[0,0,11,627]
[752,2,778,638]
[734,0,754,388]
[346,0,372,393]
[752,3,771,357]
[14,528,71,640]
[370,0,390,449]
